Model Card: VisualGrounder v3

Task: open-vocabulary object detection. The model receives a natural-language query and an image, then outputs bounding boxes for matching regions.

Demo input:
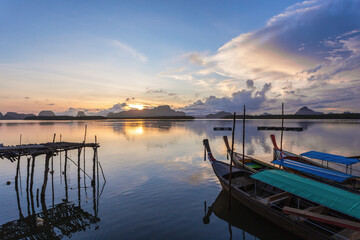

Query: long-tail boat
[270,134,360,192]
[224,135,360,193]
[204,138,360,240]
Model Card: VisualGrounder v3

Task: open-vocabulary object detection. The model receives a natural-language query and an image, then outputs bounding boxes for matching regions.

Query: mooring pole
[242,105,246,168]
[280,102,284,151]
[228,112,236,211]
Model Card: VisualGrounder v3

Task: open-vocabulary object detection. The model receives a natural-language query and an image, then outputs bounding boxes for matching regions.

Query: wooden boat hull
[210,161,329,240]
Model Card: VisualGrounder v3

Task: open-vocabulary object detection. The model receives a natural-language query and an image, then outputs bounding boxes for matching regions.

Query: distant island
[107,105,187,118]
[223,106,360,119]
[1,106,360,120]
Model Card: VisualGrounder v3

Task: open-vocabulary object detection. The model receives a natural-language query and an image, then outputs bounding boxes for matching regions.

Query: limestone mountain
[107,105,186,118]
[295,106,324,115]
[38,110,56,117]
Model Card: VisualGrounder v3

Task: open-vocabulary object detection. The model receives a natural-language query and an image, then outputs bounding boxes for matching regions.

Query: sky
[1,0,360,116]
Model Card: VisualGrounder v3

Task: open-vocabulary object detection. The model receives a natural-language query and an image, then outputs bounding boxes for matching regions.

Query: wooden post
[242,105,246,168]
[64,150,68,202]
[51,135,55,208]
[228,112,236,211]
[36,188,39,208]
[26,157,30,216]
[60,134,62,184]
[280,102,284,151]
[30,156,35,193]
[30,157,36,215]
[78,148,82,206]
[15,156,23,218]
[41,153,51,201]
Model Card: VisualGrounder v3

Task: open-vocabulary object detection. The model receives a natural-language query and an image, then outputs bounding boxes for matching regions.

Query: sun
[128,104,144,110]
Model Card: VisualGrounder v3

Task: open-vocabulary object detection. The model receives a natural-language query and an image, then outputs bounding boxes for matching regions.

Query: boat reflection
[203,190,300,240]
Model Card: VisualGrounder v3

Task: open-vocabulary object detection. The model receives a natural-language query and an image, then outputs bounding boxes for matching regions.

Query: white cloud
[180,0,360,113]
[113,40,147,62]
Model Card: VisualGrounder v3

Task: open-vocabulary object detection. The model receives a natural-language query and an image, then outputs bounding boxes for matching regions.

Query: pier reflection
[0,146,104,240]
[203,190,299,240]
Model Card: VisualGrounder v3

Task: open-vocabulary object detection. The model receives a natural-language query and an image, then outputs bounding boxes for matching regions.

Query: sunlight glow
[128,104,144,110]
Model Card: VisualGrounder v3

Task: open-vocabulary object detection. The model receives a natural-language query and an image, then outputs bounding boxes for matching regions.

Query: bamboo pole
[228,112,236,211]
[280,103,284,151]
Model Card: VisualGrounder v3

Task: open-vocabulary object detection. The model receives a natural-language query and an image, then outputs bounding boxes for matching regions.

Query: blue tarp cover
[251,170,360,220]
[301,151,359,165]
[272,159,354,182]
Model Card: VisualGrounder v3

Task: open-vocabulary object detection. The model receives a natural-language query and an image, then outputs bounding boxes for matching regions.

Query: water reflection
[203,190,299,240]
[0,146,103,240]
[1,119,360,239]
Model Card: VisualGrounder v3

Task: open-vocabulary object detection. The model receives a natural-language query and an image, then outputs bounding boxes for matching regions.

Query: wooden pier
[0,137,106,229]
[0,142,99,162]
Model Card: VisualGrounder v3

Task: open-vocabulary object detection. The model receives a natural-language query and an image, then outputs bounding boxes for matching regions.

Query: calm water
[0,119,360,239]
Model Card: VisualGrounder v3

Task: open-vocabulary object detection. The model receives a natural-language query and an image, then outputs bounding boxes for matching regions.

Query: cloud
[178,0,360,112]
[113,40,147,62]
[146,89,167,94]
[182,83,272,115]
[24,97,30,100]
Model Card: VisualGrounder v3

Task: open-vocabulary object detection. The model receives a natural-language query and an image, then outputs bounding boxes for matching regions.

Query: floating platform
[257,126,303,132]
[213,127,232,131]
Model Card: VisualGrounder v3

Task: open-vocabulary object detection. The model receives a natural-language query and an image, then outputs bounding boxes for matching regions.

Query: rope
[65,156,93,181]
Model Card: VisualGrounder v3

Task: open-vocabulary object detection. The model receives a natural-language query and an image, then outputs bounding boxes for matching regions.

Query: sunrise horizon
[1,0,360,116]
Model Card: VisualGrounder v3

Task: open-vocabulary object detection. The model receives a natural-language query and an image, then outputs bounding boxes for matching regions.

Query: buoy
[6,181,11,185]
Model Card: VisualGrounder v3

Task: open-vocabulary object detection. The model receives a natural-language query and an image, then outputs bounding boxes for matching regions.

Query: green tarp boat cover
[251,170,360,220]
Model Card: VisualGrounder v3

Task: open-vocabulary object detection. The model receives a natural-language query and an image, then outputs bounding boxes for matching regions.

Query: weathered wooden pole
[60,134,62,184]
[51,134,55,208]
[83,125,87,190]
[228,112,236,211]
[280,102,284,151]
[78,148,82,206]
[26,157,30,216]
[64,150,68,202]
[15,156,23,218]
[15,156,20,190]
[30,156,35,193]
[242,105,246,168]
[41,153,51,201]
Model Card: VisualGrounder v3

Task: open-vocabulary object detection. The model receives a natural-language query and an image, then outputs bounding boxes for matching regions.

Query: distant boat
[204,139,360,240]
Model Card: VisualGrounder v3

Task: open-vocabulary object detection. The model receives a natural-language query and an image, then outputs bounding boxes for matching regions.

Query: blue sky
[1,0,359,115]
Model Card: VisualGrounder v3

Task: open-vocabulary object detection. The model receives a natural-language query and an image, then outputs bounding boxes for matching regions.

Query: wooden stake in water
[280,103,284,151]
[228,112,236,211]
[242,105,246,168]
